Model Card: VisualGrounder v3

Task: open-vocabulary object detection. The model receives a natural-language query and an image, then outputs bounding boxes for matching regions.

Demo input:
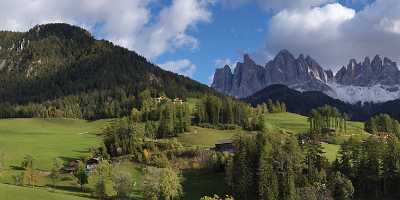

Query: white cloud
[219,0,333,11]
[214,58,237,68]
[262,0,400,71]
[137,0,212,58]
[159,59,197,77]
[0,0,212,61]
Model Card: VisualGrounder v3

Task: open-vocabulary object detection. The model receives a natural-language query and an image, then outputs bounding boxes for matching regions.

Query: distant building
[154,96,169,103]
[213,139,234,152]
[61,157,101,174]
[376,132,392,140]
[153,96,184,104]
[86,157,100,172]
[61,160,80,174]
[173,97,184,104]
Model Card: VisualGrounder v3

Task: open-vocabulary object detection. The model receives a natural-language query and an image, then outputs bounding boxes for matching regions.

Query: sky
[1,0,400,84]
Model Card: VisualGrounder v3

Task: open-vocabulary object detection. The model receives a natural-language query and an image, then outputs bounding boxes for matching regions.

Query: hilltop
[0,23,215,119]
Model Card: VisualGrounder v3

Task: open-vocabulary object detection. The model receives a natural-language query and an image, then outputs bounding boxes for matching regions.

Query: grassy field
[322,143,340,162]
[0,118,110,171]
[264,112,310,134]
[264,112,368,161]
[0,113,364,199]
[0,183,91,200]
[264,112,367,136]
[0,118,233,199]
[178,126,240,148]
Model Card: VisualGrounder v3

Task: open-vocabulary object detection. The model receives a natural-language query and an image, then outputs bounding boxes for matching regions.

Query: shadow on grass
[59,156,79,163]
[46,185,93,199]
[182,169,228,200]
[9,165,24,170]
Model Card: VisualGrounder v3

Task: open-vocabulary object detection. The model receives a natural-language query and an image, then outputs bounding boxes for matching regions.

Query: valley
[0,111,367,199]
[0,23,399,200]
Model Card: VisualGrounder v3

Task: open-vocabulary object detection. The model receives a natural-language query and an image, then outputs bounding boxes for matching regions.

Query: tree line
[308,105,347,134]
[226,132,354,200]
[364,113,400,137]
[334,136,400,199]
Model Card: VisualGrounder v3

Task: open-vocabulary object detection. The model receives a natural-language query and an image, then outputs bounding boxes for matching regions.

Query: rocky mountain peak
[348,59,358,69]
[212,49,330,98]
[223,64,232,72]
[243,54,256,66]
[363,56,371,66]
[325,70,334,82]
[334,54,400,87]
[212,49,400,103]
[371,55,383,71]
[274,49,296,63]
[383,57,396,66]
[211,65,234,94]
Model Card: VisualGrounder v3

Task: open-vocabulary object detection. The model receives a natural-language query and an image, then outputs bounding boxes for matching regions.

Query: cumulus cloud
[262,0,400,70]
[137,0,212,58]
[159,59,197,77]
[0,0,212,61]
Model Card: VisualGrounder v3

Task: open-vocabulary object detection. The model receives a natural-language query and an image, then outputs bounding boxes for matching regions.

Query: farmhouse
[62,160,80,174]
[61,157,100,174]
[154,96,185,104]
[86,157,100,171]
[173,97,184,104]
[213,139,234,152]
[154,96,169,103]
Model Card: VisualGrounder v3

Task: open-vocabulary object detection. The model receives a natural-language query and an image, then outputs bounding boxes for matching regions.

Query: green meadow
[0,183,91,200]
[0,118,109,170]
[263,112,369,161]
[0,113,368,199]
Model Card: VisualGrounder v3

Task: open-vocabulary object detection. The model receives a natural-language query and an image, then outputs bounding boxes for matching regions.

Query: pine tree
[382,137,400,196]
[158,103,175,138]
[258,140,279,200]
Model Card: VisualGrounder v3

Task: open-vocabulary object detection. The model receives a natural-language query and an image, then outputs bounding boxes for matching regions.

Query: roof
[215,139,233,145]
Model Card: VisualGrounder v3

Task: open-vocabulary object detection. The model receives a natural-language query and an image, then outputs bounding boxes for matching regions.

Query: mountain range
[2,23,400,120]
[212,50,400,103]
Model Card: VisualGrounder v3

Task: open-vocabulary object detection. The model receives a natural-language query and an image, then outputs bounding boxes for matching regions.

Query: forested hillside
[243,84,400,121]
[243,85,366,119]
[0,23,215,119]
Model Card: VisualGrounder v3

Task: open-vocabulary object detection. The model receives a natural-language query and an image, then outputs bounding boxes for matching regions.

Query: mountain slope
[212,50,400,103]
[243,84,367,120]
[0,23,215,119]
[0,23,214,102]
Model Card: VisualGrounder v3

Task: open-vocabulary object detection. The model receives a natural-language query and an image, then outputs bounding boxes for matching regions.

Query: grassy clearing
[0,118,110,171]
[0,118,230,199]
[264,112,368,161]
[264,112,309,134]
[0,183,91,200]
[178,126,240,148]
[322,143,340,162]
[264,112,368,136]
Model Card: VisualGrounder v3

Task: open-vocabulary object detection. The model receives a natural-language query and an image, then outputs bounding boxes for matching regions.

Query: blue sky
[1,0,400,85]
[156,2,272,83]
[156,0,376,84]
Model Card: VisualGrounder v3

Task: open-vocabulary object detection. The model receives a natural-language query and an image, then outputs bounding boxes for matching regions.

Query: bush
[113,170,134,198]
